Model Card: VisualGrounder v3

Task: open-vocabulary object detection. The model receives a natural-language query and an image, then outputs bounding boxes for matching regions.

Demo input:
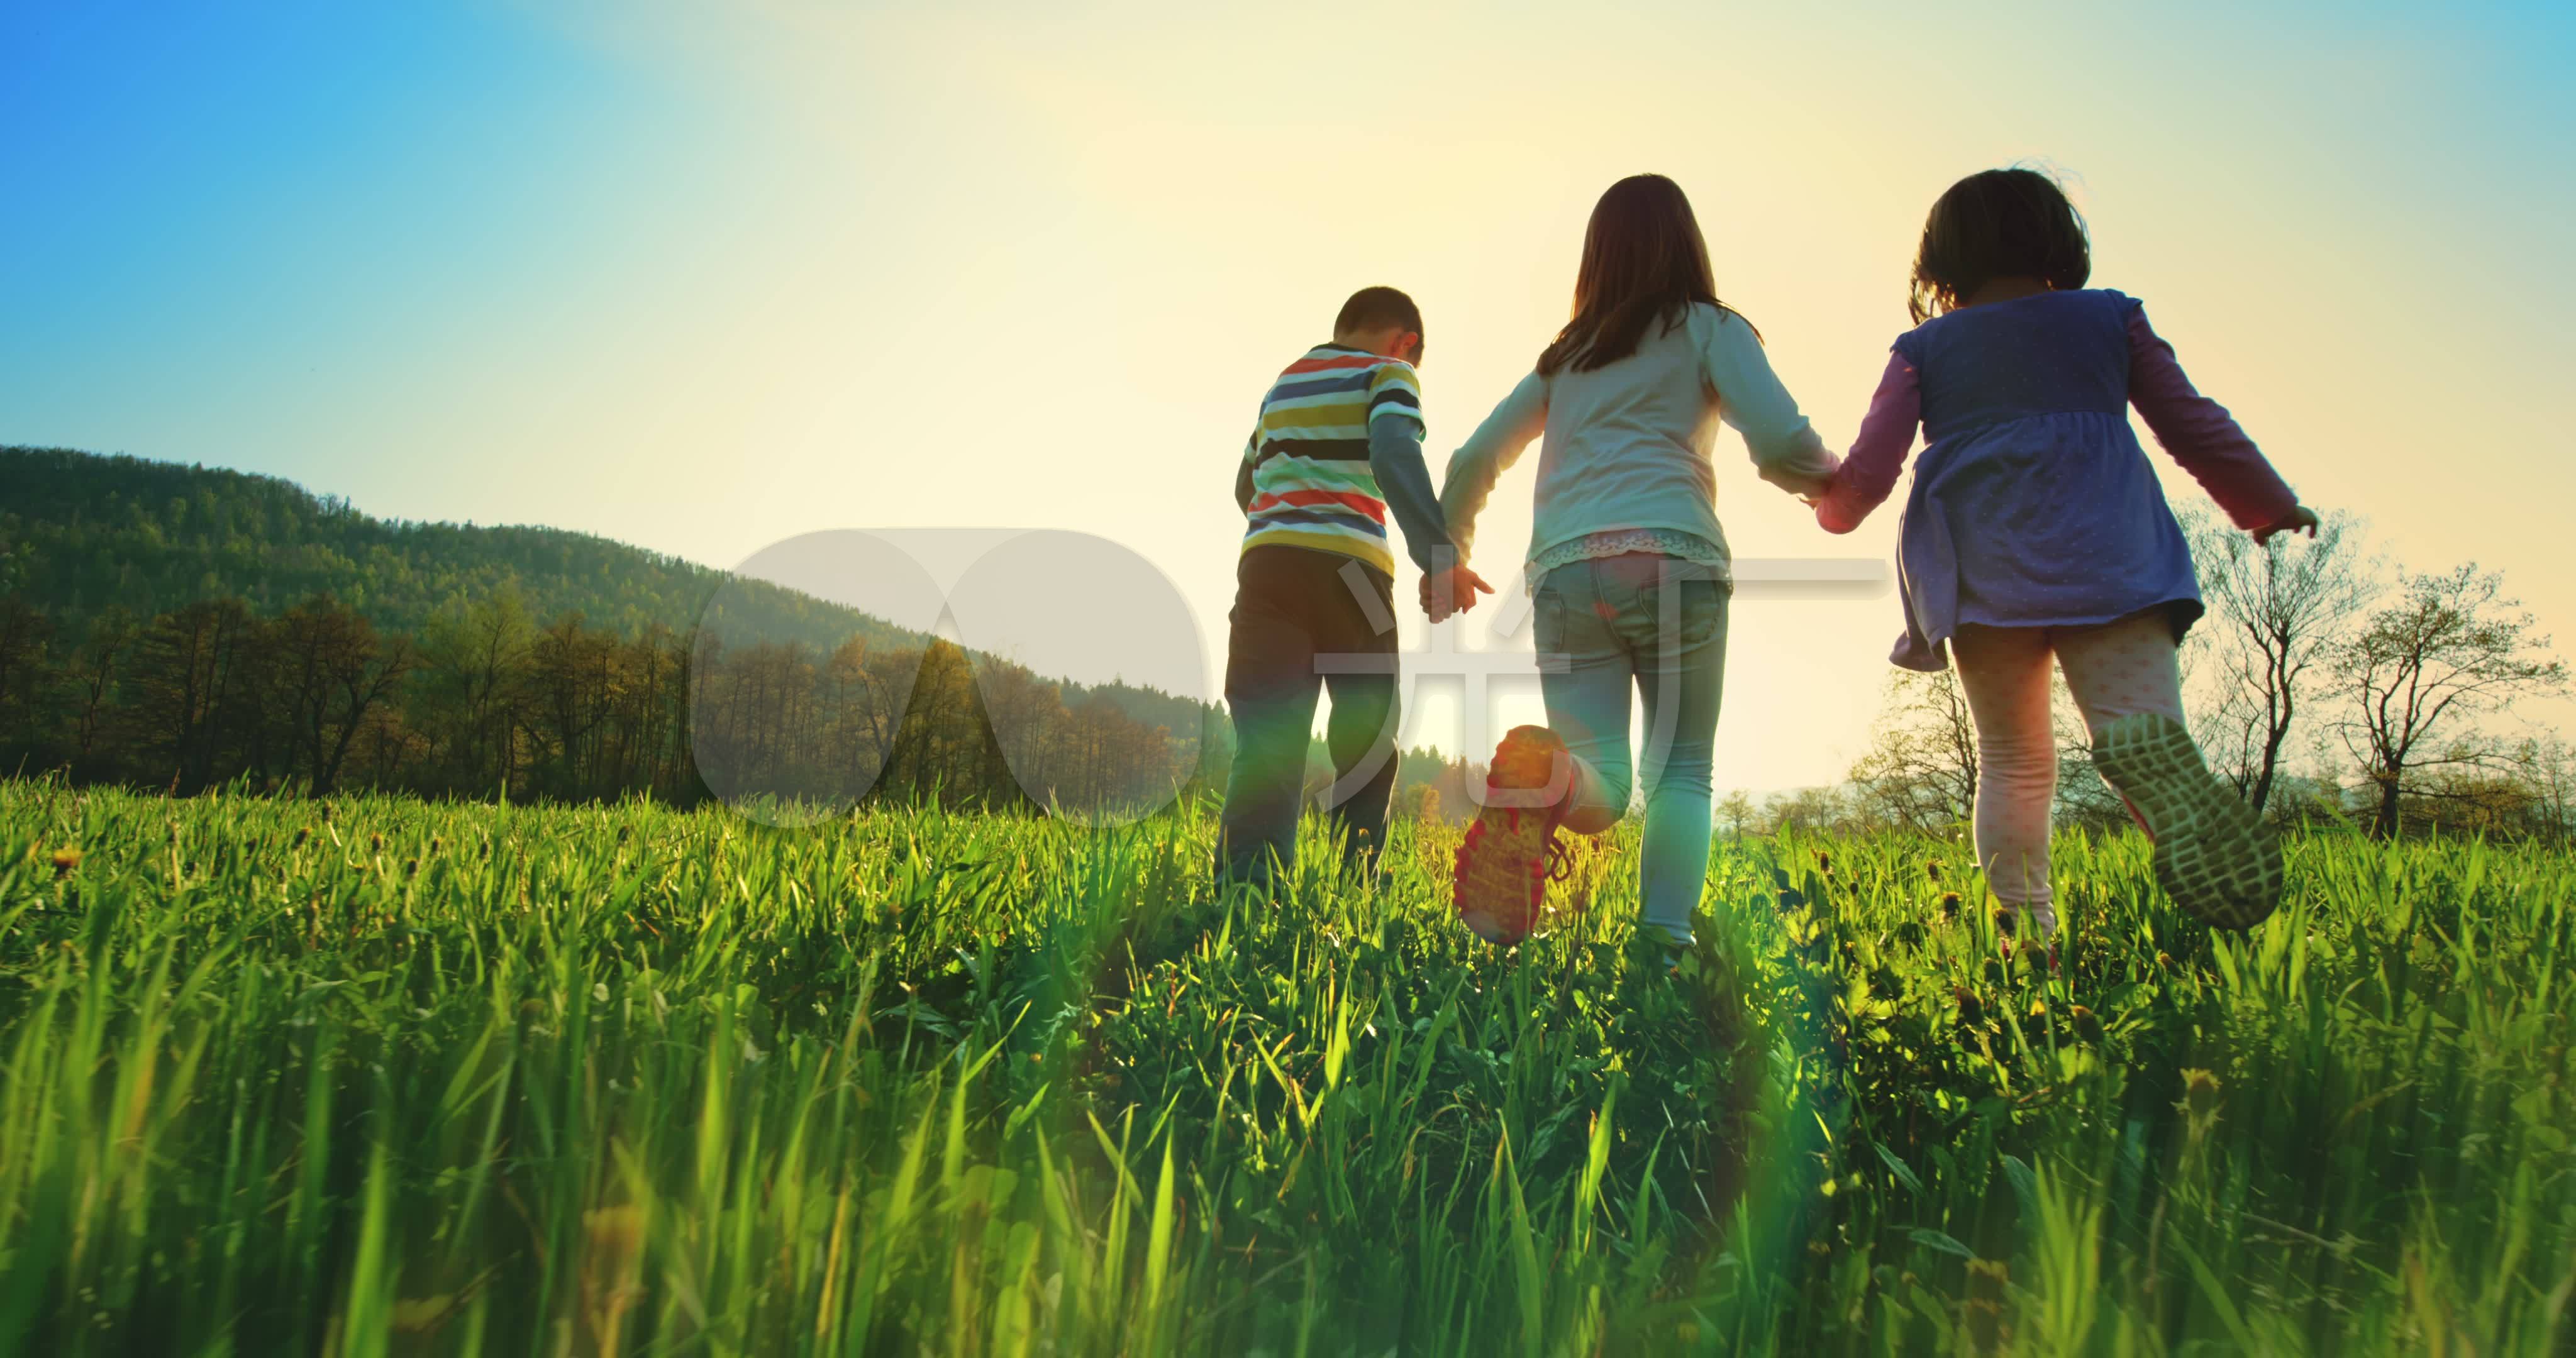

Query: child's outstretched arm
[1375,417,1494,616]
[1812,352,1920,534]
[1694,306,1838,496]
[2124,305,2302,532]
[1437,372,1547,563]
[1363,364,1457,575]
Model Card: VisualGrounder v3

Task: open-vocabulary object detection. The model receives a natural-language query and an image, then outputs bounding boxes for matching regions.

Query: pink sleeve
[2126,309,2297,529]
[1814,350,1919,534]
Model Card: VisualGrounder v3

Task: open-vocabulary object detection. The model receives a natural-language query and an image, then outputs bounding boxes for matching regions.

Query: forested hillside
[0,447,1258,808]
[0,446,899,650]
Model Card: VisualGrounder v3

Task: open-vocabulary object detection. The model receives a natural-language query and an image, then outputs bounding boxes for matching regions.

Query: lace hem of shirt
[1526,529,1729,588]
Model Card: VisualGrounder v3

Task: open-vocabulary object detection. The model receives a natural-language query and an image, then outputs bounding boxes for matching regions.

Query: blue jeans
[1532,554,1729,944]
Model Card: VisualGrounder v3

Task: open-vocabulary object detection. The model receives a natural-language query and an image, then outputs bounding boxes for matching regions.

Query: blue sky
[6,1,2573,789]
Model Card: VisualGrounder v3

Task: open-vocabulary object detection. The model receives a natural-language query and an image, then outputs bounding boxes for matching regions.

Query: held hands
[2252,505,2321,546]
[1797,471,1836,519]
[1421,563,1495,622]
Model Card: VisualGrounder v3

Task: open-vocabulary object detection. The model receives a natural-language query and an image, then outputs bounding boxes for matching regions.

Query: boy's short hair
[1334,285,1423,341]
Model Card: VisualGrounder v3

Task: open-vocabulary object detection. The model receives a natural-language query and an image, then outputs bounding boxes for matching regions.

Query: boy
[1219,285,1490,889]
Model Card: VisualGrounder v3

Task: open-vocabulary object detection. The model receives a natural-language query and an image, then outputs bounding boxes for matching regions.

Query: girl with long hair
[1438,173,1836,951]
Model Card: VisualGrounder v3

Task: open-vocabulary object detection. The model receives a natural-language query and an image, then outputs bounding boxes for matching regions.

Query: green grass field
[2,782,2571,1355]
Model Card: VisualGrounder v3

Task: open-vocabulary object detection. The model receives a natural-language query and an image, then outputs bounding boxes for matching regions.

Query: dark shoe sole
[2090,714,2282,930]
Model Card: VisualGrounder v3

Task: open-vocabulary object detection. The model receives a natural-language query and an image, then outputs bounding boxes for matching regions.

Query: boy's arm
[1814,351,1920,534]
[1365,363,1454,573]
[1695,305,1838,496]
[1371,424,1453,573]
[1437,371,1548,562]
[2124,306,2298,530]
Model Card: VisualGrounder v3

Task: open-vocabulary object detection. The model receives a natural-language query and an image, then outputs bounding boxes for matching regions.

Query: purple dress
[1816,289,2301,672]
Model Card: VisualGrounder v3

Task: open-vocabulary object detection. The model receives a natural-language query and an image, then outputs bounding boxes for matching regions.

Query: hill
[0,445,1221,740]
[0,446,1246,805]
[0,445,905,653]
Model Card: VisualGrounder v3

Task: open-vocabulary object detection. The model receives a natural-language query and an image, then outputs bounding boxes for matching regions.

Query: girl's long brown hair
[1536,174,1749,377]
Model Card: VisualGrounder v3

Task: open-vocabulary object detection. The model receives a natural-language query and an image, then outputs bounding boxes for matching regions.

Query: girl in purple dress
[1813,168,2319,938]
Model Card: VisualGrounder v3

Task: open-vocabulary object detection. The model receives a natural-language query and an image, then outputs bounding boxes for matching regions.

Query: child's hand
[1422,564,1495,621]
[2252,505,2321,545]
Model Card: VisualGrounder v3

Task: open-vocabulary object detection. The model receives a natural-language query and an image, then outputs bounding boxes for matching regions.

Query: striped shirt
[1240,343,1424,577]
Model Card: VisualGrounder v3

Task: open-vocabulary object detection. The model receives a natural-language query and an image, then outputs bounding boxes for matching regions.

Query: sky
[6,0,2573,793]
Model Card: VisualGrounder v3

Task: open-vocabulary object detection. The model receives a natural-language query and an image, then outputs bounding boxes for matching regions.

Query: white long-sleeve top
[1438,302,1836,580]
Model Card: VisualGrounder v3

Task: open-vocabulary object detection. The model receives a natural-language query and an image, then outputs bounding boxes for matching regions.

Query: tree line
[1809,513,2570,841]
[0,586,1226,817]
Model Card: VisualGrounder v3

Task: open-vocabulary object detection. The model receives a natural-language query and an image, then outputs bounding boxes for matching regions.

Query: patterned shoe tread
[1486,723,1568,795]
[1453,726,1567,947]
[2090,713,2284,930]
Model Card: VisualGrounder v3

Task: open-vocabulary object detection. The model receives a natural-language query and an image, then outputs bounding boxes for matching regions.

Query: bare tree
[2185,509,2378,813]
[1848,668,1979,834]
[66,607,136,766]
[2510,734,2575,844]
[855,644,922,786]
[271,595,407,792]
[975,656,1069,804]
[2335,563,2568,838]
[1716,788,1756,840]
[315,623,413,795]
[1762,785,1855,836]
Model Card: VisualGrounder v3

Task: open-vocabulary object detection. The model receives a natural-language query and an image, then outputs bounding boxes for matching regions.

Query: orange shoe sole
[1454,726,1571,946]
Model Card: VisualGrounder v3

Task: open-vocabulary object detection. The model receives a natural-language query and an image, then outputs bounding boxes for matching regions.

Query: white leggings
[1951,610,2185,933]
